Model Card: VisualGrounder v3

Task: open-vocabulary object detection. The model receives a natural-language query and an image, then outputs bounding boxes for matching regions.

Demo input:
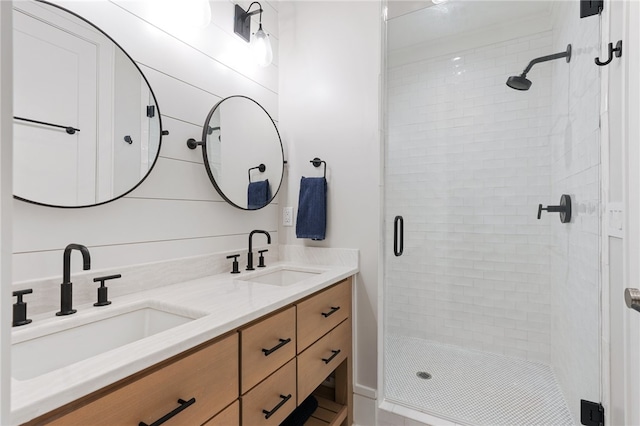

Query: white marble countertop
[10,260,358,425]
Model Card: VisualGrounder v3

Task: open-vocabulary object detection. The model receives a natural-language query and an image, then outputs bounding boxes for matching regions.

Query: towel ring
[310,157,326,178]
[248,164,266,182]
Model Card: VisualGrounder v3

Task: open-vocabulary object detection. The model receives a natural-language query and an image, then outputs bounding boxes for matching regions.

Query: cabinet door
[241,307,296,394]
[241,359,297,426]
[297,279,351,353]
[49,334,238,426]
[203,400,239,426]
[297,319,350,403]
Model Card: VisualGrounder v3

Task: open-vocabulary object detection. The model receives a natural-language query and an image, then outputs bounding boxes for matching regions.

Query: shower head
[506,75,532,91]
[506,44,571,91]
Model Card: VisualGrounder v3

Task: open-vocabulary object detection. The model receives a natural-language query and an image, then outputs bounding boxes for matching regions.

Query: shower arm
[520,45,571,76]
[521,52,567,75]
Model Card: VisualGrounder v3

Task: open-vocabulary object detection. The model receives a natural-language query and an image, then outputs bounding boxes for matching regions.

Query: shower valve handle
[537,195,572,223]
[537,204,564,218]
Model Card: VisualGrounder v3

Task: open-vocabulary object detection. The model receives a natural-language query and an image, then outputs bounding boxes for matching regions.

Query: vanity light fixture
[234,2,273,67]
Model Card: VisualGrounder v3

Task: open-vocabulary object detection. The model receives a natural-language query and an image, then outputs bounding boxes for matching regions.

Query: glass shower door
[382,2,601,425]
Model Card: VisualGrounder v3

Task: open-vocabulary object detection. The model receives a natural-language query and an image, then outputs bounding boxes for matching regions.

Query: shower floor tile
[384,335,574,426]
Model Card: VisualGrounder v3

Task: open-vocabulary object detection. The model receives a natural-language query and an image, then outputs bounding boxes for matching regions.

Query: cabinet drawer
[297,279,351,353]
[49,333,238,426]
[241,358,297,426]
[204,400,239,426]
[241,307,296,394]
[297,319,350,404]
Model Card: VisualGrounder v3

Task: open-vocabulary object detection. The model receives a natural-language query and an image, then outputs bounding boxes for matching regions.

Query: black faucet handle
[92,274,121,306]
[13,289,33,327]
[13,288,33,300]
[93,274,122,284]
[257,249,268,268]
[226,254,241,274]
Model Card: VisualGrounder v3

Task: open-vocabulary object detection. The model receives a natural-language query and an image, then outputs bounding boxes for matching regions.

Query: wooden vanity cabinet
[296,279,353,426]
[26,277,352,426]
[297,280,351,353]
[31,333,239,426]
[240,306,296,394]
[203,400,240,425]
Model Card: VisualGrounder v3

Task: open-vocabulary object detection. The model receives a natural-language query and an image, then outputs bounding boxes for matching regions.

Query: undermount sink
[238,266,323,287]
[12,305,198,381]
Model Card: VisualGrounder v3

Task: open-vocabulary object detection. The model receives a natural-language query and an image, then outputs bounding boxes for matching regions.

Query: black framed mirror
[189,96,284,210]
[13,0,164,208]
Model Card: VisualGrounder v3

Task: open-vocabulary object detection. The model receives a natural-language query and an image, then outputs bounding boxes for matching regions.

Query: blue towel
[296,177,327,240]
[247,179,270,209]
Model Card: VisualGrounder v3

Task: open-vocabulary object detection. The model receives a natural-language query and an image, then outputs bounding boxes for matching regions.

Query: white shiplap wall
[13,0,280,283]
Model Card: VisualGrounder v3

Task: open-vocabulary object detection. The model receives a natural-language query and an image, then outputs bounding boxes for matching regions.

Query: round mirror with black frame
[189,96,284,210]
[12,0,164,208]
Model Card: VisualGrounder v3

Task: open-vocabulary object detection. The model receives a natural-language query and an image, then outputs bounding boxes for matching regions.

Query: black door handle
[262,394,292,419]
[321,306,340,317]
[262,338,291,356]
[138,398,196,426]
[322,349,341,364]
[394,215,404,257]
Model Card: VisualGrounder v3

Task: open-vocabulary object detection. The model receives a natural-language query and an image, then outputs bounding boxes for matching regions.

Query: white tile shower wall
[549,1,601,422]
[12,0,280,283]
[385,31,555,364]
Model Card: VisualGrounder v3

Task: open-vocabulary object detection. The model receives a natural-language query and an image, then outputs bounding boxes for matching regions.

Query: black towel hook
[310,157,326,178]
[595,40,622,66]
[248,163,266,182]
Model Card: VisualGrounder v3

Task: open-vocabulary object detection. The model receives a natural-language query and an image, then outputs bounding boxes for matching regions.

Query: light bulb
[251,25,273,67]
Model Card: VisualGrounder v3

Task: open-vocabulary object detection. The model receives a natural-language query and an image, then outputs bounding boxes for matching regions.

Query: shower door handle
[394,215,404,257]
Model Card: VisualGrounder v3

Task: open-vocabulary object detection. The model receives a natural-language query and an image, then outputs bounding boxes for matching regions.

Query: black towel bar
[14,116,80,134]
[310,157,326,178]
[248,163,266,182]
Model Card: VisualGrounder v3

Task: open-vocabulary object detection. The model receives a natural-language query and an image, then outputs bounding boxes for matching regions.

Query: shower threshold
[384,335,574,426]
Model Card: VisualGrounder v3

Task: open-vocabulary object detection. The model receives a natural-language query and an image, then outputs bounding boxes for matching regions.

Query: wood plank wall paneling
[156,117,204,163]
[13,0,280,282]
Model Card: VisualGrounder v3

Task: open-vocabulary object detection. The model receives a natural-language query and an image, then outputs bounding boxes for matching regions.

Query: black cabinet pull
[262,338,291,356]
[262,394,292,419]
[394,215,404,256]
[322,349,341,364]
[138,398,196,426]
[321,306,340,318]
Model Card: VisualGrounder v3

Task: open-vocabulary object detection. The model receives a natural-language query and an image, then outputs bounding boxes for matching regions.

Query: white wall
[278,0,381,395]
[549,1,601,421]
[12,0,281,284]
[0,1,13,423]
[385,29,555,364]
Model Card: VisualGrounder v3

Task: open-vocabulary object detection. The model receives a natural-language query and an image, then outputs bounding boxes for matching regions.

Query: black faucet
[247,230,271,271]
[56,243,91,316]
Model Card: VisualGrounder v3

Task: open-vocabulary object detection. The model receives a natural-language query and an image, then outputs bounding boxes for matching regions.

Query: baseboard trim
[354,383,377,399]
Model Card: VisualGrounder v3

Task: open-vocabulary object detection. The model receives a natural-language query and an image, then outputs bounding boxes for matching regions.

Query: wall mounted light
[234,2,273,67]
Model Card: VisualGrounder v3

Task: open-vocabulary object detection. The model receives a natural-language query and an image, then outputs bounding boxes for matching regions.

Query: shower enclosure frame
[377,2,608,425]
